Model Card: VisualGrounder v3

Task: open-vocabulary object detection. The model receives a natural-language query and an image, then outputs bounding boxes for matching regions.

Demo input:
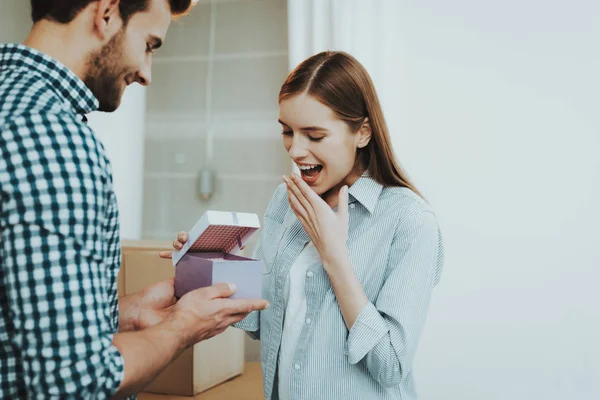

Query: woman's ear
[357,117,372,149]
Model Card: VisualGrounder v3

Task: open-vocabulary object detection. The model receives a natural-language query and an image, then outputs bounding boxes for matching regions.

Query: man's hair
[31,0,194,24]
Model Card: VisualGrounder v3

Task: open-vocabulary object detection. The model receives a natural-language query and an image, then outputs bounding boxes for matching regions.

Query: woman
[163,51,444,400]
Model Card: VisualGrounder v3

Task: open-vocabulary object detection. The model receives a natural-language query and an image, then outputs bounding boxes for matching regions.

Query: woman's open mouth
[298,164,323,184]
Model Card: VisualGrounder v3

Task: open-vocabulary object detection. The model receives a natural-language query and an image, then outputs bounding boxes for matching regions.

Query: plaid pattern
[188,225,253,253]
[0,44,124,398]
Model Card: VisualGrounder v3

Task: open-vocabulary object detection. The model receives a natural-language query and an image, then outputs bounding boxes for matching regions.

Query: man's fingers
[224,313,251,326]
[189,282,237,300]
[219,298,269,315]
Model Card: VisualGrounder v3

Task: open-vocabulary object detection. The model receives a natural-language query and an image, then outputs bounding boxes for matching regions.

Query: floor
[138,362,264,400]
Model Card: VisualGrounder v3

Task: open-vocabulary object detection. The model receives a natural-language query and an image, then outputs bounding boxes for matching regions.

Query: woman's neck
[322,170,363,209]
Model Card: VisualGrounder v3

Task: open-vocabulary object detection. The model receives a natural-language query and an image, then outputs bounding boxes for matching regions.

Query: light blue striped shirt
[236,176,444,400]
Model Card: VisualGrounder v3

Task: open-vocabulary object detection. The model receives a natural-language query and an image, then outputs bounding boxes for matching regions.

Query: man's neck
[23,21,89,81]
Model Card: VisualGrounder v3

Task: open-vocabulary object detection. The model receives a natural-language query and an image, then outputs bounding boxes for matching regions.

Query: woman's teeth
[299,165,320,171]
[298,164,323,179]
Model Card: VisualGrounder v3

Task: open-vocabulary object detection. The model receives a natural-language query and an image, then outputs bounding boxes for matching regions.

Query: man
[0,0,268,398]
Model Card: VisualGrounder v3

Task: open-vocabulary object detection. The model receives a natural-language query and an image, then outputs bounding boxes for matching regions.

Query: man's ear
[357,118,372,149]
[93,0,121,41]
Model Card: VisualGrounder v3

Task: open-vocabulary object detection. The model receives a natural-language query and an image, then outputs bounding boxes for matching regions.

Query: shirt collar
[0,44,99,115]
[348,173,383,214]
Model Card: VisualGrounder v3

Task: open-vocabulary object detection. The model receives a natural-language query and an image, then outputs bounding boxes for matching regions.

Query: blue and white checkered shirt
[236,178,444,400]
[0,44,124,398]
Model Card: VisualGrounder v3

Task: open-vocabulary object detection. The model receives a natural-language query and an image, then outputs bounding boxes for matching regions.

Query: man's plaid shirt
[0,44,124,398]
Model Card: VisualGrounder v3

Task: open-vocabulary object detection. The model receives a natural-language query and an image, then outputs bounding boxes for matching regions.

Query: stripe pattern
[236,175,444,400]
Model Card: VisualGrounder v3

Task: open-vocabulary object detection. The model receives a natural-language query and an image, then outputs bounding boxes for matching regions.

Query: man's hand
[113,282,268,398]
[114,225,269,397]
[170,282,268,346]
[119,278,177,332]
[135,278,177,330]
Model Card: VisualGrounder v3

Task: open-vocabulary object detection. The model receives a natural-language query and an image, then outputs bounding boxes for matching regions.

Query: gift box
[172,210,263,299]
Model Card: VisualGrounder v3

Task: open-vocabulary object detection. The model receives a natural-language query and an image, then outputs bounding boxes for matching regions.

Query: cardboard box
[138,362,264,400]
[172,211,263,299]
[121,240,245,396]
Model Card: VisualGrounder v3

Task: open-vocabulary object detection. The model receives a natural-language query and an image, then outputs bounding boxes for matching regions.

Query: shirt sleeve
[345,210,443,388]
[0,116,125,398]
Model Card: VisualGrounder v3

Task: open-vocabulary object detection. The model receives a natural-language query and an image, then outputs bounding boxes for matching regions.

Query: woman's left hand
[283,173,350,269]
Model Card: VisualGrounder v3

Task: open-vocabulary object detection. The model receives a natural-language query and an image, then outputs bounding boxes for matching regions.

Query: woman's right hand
[158,231,189,259]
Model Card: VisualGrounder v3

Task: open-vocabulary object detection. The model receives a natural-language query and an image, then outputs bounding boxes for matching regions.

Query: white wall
[389,1,600,399]
[0,0,31,42]
[143,0,289,361]
[88,85,147,240]
[142,0,288,246]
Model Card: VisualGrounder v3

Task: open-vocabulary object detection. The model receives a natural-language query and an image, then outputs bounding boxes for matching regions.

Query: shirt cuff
[233,311,260,340]
[345,302,388,365]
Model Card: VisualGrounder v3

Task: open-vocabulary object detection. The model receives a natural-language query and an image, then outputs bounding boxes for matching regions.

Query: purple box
[172,211,263,299]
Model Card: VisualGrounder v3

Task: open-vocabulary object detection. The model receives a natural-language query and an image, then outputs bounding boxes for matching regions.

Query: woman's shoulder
[378,186,438,229]
[263,182,289,223]
[380,186,444,285]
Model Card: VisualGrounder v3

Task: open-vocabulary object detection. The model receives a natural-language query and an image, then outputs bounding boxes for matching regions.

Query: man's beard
[84,30,128,112]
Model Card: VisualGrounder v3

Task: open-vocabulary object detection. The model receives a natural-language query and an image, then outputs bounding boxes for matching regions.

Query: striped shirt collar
[348,174,383,214]
[0,44,99,115]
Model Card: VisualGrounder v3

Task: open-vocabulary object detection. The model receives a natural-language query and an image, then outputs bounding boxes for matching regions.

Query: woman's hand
[283,173,350,270]
[158,231,189,259]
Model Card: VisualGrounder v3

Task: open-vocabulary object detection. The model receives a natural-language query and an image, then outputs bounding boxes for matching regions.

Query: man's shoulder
[0,110,90,152]
[0,65,71,127]
[0,103,109,193]
[0,65,93,144]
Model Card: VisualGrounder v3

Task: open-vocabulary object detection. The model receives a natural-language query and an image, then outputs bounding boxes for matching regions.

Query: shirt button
[294,363,301,370]
[306,271,314,278]
[305,318,311,324]
[350,203,355,209]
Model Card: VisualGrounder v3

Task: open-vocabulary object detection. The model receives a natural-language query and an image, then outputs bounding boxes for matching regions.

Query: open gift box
[172,210,263,299]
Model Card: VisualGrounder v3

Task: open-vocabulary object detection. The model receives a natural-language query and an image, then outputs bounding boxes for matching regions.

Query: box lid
[172,211,260,266]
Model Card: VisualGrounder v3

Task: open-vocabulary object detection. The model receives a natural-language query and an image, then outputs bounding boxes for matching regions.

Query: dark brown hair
[31,0,194,24]
[279,51,421,196]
